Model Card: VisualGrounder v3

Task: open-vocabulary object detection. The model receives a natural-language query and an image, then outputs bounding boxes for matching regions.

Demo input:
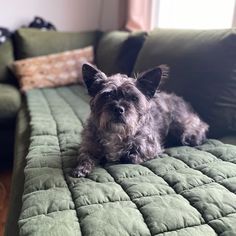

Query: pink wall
[0,0,121,31]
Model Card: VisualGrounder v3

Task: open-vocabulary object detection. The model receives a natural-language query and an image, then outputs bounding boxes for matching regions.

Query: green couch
[0,40,21,168]
[2,28,236,236]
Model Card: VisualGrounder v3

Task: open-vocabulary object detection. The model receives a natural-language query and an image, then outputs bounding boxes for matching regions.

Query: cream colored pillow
[12,46,94,92]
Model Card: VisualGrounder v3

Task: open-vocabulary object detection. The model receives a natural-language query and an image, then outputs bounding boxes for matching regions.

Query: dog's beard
[98,110,139,136]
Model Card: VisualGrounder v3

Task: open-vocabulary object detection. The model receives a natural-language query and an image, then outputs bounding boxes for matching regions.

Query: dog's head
[82,63,163,134]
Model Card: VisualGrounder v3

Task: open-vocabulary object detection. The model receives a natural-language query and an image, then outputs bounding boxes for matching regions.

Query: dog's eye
[103,92,113,99]
[130,95,138,102]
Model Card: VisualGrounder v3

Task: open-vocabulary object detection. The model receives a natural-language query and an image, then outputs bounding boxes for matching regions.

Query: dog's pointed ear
[136,67,163,98]
[82,63,107,97]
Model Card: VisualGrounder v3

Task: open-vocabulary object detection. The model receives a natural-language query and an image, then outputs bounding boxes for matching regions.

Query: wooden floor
[0,170,12,236]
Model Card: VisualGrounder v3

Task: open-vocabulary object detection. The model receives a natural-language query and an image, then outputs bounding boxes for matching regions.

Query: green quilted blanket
[19,85,236,235]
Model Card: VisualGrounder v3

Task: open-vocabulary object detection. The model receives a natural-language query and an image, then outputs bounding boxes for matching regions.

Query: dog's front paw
[71,160,94,178]
[181,132,206,146]
[120,144,143,164]
[71,166,87,178]
[120,153,143,164]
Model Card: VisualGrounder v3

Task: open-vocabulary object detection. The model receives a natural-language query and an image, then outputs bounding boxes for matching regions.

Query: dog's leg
[72,122,103,177]
[120,135,162,164]
[169,95,209,146]
[179,115,208,146]
[72,153,98,178]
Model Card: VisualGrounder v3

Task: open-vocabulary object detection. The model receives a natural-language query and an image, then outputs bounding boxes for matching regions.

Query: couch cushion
[0,40,15,83]
[220,135,236,145]
[133,29,236,137]
[14,28,100,59]
[96,31,146,76]
[0,84,21,125]
[16,85,236,235]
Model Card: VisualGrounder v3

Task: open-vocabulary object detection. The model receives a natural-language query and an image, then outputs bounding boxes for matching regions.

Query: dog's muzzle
[112,105,125,123]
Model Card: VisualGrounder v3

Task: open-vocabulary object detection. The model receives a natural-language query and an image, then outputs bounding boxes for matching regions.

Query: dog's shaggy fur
[72,64,208,177]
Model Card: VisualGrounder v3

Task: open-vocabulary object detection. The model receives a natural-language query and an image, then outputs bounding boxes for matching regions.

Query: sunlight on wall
[157,0,235,29]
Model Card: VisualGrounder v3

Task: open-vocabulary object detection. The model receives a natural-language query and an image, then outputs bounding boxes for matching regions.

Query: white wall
[0,0,121,31]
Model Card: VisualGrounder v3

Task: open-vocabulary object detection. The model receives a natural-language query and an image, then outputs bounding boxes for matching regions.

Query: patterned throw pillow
[12,46,93,92]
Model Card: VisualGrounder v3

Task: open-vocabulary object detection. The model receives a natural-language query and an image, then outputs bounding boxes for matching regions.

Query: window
[152,0,236,29]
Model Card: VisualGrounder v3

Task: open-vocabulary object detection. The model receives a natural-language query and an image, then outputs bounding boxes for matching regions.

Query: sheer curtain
[124,0,236,31]
[125,0,153,31]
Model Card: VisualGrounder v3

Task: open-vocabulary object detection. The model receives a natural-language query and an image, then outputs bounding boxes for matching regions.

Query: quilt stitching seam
[56,87,85,126]
[154,223,210,235]
[42,89,82,235]
[156,149,236,234]
[168,150,236,196]
[141,164,218,234]
[105,168,152,236]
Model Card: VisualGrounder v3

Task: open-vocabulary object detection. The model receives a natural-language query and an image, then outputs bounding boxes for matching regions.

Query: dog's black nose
[114,106,124,114]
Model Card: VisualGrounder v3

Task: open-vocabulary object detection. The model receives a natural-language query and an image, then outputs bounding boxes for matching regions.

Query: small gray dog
[72,64,208,177]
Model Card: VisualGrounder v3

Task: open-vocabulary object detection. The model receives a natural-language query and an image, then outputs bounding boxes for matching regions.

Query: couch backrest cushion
[0,40,15,83]
[96,31,146,76]
[14,28,101,59]
[133,29,236,137]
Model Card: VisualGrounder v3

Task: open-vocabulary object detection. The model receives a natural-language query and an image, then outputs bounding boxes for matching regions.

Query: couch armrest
[0,84,21,125]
